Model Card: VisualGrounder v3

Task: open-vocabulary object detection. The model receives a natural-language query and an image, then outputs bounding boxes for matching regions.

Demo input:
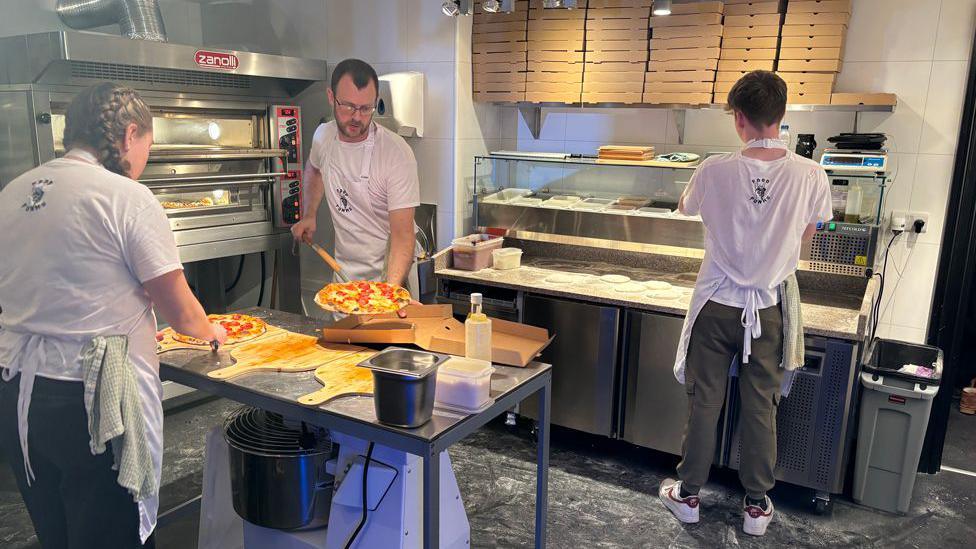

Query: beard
[337,117,369,140]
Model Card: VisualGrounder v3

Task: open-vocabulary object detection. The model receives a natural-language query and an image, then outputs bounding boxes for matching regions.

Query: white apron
[321,123,420,295]
[673,139,790,385]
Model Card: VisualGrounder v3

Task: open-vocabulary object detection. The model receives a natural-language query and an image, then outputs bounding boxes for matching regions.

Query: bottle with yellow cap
[465,293,492,362]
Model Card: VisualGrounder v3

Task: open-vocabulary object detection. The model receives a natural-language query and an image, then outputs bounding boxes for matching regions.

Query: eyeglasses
[334,99,376,117]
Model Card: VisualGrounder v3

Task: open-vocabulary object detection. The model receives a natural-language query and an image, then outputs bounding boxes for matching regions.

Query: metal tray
[357,348,449,379]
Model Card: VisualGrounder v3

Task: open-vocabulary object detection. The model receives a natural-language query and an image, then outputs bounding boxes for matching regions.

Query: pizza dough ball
[600,274,631,284]
[615,282,647,293]
[644,280,673,291]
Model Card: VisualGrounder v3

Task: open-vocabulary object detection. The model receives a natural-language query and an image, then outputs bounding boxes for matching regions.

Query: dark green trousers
[677,300,784,500]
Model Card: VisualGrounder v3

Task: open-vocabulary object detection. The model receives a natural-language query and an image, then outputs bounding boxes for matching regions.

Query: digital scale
[820,149,888,174]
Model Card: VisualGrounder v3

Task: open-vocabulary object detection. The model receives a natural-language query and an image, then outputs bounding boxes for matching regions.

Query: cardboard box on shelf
[652,58,719,71]
[582,92,644,104]
[322,305,553,368]
[714,91,729,103]
[473,41,529,54]
[719,48,778,60]
[645,70,716,82]
[525,80,582,92]
[669,1,724,15]
[645,80,715,93]
[780,34,844,48]
[651,35,722,49]
[652,25,724,39]
[724,1,783,16]
[527,62,586,74]
[830,92,897,106]
[643,91,714,104]
[585,62,648,73]
[722,36,779,49]
[722,25,781,38]
[780,23,846,36]
[724,13,783,27]
[784,81,834,94]
[474,80,527,93]
[528,2,586,19]
[713,80,736,94]
[717,58,775,71]
[472,31,526,44]
[583,80,644,93]
[779,47,843,60]
[587,6,651,20]
[526,71,584,84]
[776,71,836,83]
[784,12,850,26]
[587,28,648,41]
[524,91,581,103]
[528,50,586,63]
[588,50,649,63]
[585,40,648,53]
[587,0,653,7]
[788,92,831,104]
[716,70,750,81]
[474,21,529,34]
[474,91,524,103]
[649,13,724,27]
[778,58,842,72]
[723,0,781,3]
[475,61,528,72]
[787,0,852,14]
[528,18,586,32]
[651,47,721,61]
[473,51,528,64]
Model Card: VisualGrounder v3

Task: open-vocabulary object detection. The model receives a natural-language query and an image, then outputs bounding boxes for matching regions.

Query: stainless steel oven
[0,32,328,314]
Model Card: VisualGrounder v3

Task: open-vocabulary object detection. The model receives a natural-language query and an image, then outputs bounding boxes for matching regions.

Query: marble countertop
[436,256,874,341]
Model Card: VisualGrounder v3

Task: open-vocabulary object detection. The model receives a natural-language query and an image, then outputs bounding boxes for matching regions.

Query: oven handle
[146,149,287,163]
[141,172,288,186]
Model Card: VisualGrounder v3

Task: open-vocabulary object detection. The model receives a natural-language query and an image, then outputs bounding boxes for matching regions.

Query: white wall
[501,0,975,344]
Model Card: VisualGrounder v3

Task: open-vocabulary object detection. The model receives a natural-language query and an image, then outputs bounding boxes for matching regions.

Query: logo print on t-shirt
[749,177,772,205]
[335,188,353,213]
[22,179,54,212]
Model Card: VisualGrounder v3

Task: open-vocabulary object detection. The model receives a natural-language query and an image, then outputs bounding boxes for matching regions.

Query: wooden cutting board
[156,324,287,353]
[297,350,379,406]
[206,332,367,380]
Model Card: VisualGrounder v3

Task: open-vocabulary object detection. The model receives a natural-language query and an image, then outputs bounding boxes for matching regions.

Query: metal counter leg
[423,449,441,549]
[535,380,551,549]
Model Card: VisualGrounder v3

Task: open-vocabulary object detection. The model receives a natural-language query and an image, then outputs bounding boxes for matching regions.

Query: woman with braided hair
[0,82,227,548]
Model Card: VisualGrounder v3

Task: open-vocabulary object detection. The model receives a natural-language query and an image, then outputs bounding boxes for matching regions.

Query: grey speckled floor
[2,398,975,548]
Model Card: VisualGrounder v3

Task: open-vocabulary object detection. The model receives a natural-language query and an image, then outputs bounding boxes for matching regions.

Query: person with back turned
[658,71,833,537]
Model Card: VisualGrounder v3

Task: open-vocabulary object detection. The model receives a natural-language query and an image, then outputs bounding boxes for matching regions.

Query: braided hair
[62,82,153,178]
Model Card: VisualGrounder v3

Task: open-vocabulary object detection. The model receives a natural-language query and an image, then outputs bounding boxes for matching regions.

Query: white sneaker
[742,495,774,536]
[659,479,700,524]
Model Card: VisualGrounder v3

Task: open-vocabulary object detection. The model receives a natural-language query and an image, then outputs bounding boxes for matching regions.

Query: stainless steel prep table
[158,307,552,549]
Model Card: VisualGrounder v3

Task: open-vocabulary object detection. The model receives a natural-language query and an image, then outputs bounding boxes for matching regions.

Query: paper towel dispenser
[375,71,425,138]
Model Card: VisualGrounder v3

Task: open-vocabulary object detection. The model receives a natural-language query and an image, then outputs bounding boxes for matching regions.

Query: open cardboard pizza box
[321,304,553,368]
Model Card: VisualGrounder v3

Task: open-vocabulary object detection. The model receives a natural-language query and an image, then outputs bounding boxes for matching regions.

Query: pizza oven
[0,31,328,317]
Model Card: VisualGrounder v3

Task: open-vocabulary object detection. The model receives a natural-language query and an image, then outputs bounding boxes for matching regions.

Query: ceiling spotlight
[652,0,672,16]
[483,0,515,13]
[442,0,474,16]
[543,0,578,8]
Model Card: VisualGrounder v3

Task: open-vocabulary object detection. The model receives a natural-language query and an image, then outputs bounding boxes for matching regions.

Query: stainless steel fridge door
[621,310,689,455]
[520,294,621,437]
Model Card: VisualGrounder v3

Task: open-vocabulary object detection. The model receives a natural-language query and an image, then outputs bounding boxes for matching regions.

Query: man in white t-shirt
[291,59,420,297]
[659,71,833,536]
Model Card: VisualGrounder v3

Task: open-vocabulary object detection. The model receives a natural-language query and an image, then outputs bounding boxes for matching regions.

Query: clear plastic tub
[492,248,523,270]
[435,357,495,413]
[452,234,504,271]
[482,188,534,204]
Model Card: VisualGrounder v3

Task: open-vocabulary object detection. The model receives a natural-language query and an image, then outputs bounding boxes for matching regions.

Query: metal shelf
[510,101,896,140]
[480,153,700,170]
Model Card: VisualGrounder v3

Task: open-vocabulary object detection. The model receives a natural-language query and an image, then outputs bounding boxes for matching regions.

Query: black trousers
[0,373,155,549]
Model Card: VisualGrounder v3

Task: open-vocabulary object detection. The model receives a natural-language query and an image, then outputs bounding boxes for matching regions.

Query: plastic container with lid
[435,357,495,413]
[492,248,523,270]
[452,234,504,271]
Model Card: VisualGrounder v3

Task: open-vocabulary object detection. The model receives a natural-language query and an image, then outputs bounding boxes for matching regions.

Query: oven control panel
[271,105,302,228]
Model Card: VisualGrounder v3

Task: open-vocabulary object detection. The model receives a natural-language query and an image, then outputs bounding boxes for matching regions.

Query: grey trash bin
[852,338,942,514]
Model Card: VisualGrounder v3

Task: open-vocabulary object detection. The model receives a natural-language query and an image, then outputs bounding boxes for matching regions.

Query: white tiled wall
[502,0,975,344]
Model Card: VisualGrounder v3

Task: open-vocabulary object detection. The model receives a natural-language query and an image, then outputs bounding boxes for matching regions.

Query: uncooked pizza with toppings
[314,281,411,315]
[171,313,267,345]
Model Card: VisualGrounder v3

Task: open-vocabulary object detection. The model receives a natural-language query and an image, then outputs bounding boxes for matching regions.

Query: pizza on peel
[171,313,267,345]
[314,281,411,315]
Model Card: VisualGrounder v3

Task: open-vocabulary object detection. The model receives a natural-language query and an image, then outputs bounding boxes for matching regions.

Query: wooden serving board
[206,332,367,380]
[297,350,379,406]
[156,324,287,353]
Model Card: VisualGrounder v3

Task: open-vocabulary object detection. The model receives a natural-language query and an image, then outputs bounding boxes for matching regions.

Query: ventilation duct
[57,0,167,42]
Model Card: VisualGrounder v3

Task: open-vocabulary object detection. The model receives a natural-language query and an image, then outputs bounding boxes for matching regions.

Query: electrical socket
[892,211,929,233]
